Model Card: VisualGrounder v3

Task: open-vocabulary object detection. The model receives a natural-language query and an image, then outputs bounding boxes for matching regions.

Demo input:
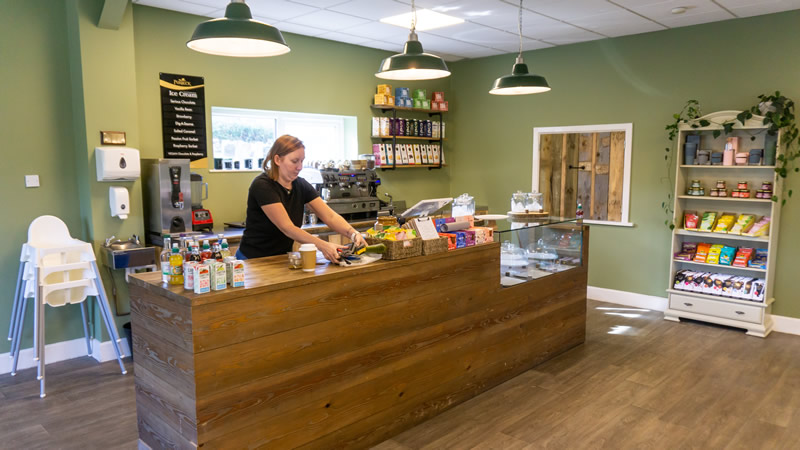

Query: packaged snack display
[706,244,724,264]
[674,242,697,261]
[694,243,711,263]
[712,213,736,233]
[673,269,689,289]
[733,248,754,267]
[698,212,718,232]
[749,248,768,269]
[729,214,756,235]
[684,211,699,230]
[719,246,736,265]
[366,226,418,241]
[751,280,766,302]
[745,216,770,237]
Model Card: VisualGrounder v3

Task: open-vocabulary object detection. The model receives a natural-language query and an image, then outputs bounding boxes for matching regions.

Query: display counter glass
[492,217,583,286]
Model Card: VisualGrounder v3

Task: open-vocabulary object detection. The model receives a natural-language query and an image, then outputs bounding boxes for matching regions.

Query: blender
[190,173,213,231]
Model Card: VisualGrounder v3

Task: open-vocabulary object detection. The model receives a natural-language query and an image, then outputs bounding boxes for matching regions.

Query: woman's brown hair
[264,135,304,180]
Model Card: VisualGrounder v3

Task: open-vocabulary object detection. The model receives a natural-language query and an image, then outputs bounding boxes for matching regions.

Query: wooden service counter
[128,229,589,449]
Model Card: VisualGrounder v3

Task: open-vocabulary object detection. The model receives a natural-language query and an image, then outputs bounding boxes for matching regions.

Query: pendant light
[376,0,450,80]
[489,0,550,95]
[187,0,290,58]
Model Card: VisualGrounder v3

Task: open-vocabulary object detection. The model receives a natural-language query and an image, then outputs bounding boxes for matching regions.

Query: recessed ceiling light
[671,6,688,14]
[380,9,464,31]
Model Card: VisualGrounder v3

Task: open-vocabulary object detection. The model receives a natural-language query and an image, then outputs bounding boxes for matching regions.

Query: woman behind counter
[236,135,367,262]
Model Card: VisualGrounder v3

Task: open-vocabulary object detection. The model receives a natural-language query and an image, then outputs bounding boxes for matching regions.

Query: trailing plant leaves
[772,195,779,202]
[699,119,711,127]
[790,190,793,198]
[712,130,721,138]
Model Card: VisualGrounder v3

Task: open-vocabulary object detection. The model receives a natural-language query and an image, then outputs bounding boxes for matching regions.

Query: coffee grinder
[142,159,193,246]
[190,173,213,231]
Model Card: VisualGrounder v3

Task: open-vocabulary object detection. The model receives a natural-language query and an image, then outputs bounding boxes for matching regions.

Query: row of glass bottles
[161,235,231,285]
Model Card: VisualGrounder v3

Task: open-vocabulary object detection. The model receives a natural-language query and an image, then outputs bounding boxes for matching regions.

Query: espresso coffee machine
[316,168,381,221]
[142,159,193,246]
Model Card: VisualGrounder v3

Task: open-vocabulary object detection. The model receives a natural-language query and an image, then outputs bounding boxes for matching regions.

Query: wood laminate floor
[1,300,799,449]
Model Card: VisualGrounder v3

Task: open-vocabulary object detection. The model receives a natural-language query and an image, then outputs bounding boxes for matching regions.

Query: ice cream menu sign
[159,73,207,166]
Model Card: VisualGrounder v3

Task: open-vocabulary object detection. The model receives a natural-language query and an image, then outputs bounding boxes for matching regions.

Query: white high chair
[7,216,127,398]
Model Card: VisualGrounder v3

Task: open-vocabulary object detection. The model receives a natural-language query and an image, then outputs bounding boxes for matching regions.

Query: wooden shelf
[666,289,769,307]
[675,229,769,243]
[677,195,773,203]
[379,164,447,169]
[372,135,445,141]
[371,105,447,114]
[679,165,776,169]
[673,259,766,273]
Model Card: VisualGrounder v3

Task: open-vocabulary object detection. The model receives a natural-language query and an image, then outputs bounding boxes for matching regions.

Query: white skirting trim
[0,337,130,375]
[588,285,800,336]
[587,286,668,311]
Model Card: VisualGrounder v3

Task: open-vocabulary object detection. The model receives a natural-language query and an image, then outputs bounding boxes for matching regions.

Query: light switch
[25,175,40,188]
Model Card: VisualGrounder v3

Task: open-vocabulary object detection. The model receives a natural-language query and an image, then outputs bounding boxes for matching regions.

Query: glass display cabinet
[493,218,584,287]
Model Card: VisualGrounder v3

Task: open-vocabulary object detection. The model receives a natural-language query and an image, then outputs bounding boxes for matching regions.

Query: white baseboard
[588,285,800,337]
[587,286,668,311]
[0,337,130,375]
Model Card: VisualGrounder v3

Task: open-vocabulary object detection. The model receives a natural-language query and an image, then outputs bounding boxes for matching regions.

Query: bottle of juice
[160,236,172,284]
[169,244,184,285]
[220,239,231,259]
[200,240,213,261]
[212,240,223,262]
[187,240,201,262]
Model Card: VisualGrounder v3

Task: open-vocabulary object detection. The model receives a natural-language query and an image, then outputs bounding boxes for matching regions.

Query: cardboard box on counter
[377,84,392,95]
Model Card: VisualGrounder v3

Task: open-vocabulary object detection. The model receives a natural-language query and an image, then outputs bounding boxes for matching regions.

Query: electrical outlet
[25,175,40,188]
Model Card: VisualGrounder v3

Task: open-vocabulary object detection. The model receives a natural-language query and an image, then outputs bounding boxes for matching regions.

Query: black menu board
[159,73,207,166]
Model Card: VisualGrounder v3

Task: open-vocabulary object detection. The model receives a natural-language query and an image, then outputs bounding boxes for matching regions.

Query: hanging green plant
[663,93,798,228]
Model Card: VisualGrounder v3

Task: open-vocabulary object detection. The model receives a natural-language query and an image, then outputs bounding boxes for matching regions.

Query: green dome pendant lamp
[489,0,550,95]
[187,0,290,57]
[376,0,451,80]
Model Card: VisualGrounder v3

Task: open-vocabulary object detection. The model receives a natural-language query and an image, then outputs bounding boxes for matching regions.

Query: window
[210,106,358,171]
[532,123,633,226]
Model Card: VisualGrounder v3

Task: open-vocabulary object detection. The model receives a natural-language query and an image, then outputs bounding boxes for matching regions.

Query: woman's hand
[351,231,368,249]
[318,241,347,263]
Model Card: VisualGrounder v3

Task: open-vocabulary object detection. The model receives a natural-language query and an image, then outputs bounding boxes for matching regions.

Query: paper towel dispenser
[96,146,140,181]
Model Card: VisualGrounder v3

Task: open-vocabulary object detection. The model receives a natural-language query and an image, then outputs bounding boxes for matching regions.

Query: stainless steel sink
[102,235,157,269]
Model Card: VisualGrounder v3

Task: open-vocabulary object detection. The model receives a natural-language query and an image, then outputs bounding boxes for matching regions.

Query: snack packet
[719,246,736,265]
[706,244,724,264]
[694,243,711,263]
[684,211,699,230]
[733,248,754,267]
[745,216,770,237]
[748,248,768,269]
[674,242,698,261]
[712,213,735,233]
[729,214,755,235]
[698,212,718,232]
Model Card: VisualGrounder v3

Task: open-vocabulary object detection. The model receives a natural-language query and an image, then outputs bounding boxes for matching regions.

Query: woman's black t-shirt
[238,173,319,258]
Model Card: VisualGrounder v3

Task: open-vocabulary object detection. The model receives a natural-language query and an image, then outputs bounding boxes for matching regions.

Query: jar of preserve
[737,181,748,190]
[374,215,399,232]
[715,180,726,189]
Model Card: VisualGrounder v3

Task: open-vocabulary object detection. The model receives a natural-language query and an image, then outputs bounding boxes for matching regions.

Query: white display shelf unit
[665,111,782,337]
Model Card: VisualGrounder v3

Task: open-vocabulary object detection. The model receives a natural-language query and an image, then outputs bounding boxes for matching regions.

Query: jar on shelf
[737,181,748,190]
[374,215,399,232]
[715,180,726,189]
[452,193,475,217]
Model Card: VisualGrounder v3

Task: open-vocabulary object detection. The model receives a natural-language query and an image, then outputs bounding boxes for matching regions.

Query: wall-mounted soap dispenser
[110,186,130,220]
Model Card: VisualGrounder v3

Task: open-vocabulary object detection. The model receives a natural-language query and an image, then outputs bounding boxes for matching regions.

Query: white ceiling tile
[718,0,800,17]
[286,0,351,7]
[134,0,220,15]
[426,22,544,53]
[316,31,373,45]
[415,31,498,56]
[568,9,666,37]
[328,0,412,20]
[242,0,318,21]
[534,28,603,45]
[285,9,372,31]
[612,0,734,27]
[657,9,737,28]
[174,0,229,9]
[253,14,286,24]
[274,20,328,36]
[517,0,621,21]
[360,40,404,52]
[338,21,413,42]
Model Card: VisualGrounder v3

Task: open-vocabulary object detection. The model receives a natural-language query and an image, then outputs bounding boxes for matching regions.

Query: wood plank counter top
[129,229,589,449]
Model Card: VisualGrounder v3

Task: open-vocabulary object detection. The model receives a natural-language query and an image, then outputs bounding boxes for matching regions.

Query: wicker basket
[366,237,422,260]
[422,236,449,255]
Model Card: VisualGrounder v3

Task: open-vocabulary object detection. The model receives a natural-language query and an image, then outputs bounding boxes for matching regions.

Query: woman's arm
[261,203,345,261]
[307,198,368,247]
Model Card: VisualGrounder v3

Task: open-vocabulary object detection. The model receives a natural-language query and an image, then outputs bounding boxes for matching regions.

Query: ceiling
[132,0,800,61]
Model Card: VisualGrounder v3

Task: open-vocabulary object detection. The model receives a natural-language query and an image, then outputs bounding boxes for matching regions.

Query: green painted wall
[448,11,800,318]
[0,0,85,354]
[131,5,451,224]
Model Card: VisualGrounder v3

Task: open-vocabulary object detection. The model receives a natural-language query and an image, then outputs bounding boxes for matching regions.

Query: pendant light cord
[411,0,417,33]
[517,0,523,59]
